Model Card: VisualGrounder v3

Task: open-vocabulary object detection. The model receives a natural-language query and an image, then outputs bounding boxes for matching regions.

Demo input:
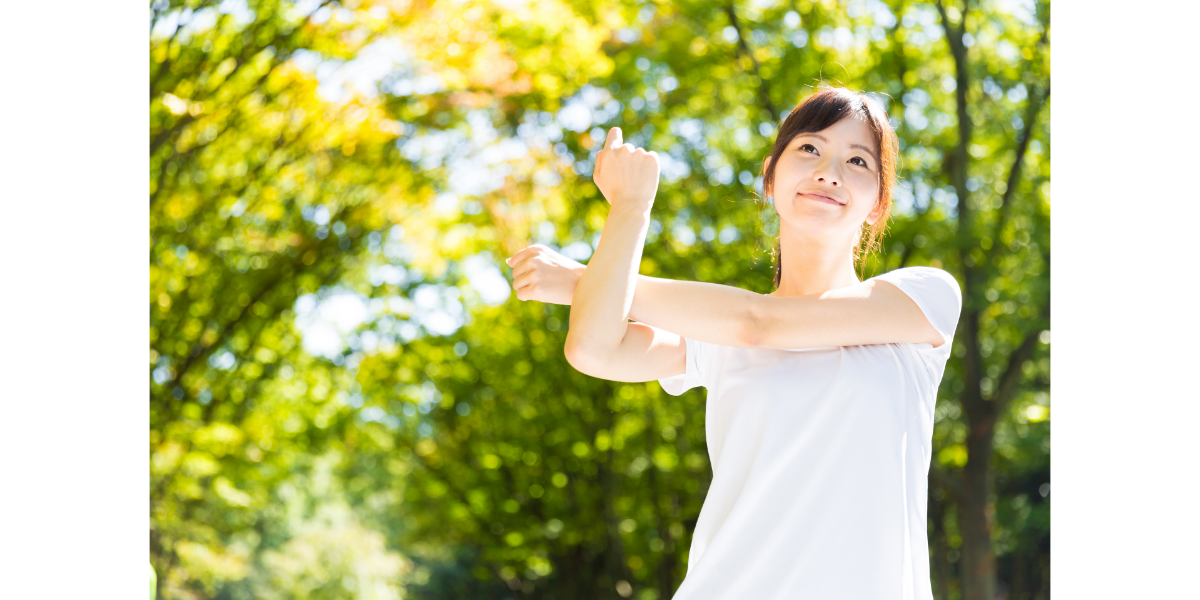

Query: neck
[769,228,861,297]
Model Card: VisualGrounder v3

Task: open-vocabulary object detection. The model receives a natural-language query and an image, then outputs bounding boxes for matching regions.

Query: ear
[866,201,883,225]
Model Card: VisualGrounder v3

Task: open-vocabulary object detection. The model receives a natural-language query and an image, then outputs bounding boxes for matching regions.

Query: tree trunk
[1010,547,1026,600]
[929,487,954,600]
[931,2,1005,598]
[959,415,996,600]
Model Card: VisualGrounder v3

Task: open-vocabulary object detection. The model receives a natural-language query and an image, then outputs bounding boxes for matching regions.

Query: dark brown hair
[761,86,899,289]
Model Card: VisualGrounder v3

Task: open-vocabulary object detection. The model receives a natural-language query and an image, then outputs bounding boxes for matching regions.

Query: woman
[506,87,961,600]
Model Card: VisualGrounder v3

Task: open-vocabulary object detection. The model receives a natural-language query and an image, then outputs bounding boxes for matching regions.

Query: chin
[780,215,860,240]
[781,207,843,226]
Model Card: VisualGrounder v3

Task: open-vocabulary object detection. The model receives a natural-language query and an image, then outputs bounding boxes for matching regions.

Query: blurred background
[149,0,1049,598]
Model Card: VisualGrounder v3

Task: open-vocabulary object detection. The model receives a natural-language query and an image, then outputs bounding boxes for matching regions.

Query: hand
[593,127,660,213]
[505,244,586,305]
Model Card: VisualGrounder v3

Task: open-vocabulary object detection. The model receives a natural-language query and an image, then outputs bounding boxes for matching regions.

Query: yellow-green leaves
[151,0,1049,597]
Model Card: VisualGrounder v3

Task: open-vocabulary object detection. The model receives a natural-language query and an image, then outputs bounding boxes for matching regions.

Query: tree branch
[984,85,1048,267]
[933,0,965,41]
[885,0,911,131]
[162,266,289,397]
[896,239,915,269]
[989,302,1049,412]
[723,4,778,119]
[934,0,971,199]
[148,0,220,99]
[150,114,197,156]
[149,0,327,157]
[936,0,984,410]
[159,195,371,405]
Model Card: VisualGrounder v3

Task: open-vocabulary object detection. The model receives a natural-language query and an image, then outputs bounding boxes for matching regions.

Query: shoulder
[873,266,962,305]
[874,265,959,284]
[871,266,963,341]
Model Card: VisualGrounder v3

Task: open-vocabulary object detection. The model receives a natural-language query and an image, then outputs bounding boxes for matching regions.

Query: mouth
[799,192,845,206]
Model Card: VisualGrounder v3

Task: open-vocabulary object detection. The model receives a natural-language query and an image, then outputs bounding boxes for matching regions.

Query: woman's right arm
[505,245,690,382]
[547,126,698,384]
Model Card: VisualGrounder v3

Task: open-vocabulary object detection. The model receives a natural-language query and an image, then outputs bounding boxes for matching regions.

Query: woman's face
[768,114,882,247]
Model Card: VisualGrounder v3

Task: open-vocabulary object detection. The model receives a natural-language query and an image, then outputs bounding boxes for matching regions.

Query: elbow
[564,334,603,376]
[738,300,766,349]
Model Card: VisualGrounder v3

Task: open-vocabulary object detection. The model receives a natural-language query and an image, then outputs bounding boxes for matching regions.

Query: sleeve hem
[872,267,961,373]
[658,336,703,396]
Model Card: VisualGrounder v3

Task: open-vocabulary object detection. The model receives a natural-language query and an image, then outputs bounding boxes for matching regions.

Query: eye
[798,143,818,154]
[850,156,870,168]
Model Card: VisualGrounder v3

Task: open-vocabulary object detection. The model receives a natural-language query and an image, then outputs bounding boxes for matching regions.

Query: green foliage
[151,0,1049,599]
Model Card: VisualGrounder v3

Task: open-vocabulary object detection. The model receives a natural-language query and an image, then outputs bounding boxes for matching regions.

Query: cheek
[852,172,880,199]
[846,175,880,219]
[771,158,808,189]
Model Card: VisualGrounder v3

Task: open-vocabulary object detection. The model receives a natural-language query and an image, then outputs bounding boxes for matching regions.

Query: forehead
[809,114,876,145]
[793,115,880,162]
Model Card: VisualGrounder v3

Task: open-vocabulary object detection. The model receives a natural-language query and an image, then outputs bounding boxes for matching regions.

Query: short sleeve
[658,336,708,396]
[873,266,963,367]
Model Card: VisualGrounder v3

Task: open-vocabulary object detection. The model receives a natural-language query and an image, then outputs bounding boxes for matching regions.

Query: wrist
[607,203,653,223]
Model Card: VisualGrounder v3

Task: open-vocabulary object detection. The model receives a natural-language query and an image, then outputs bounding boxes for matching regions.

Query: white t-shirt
[658,266,962,600]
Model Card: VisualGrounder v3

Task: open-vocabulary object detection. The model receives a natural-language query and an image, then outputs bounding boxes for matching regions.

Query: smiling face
[766,114,883,247]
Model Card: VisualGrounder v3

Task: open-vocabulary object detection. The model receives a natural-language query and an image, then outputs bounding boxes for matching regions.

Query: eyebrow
[795,133,880,167]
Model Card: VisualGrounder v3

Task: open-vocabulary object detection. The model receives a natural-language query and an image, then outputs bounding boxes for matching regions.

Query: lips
[799,192,845,206]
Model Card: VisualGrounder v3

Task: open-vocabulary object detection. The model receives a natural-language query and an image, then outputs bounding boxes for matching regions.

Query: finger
[506,246,537,269]
[506,246,535,266]
[512,276,528,299]
[605,127,623,150]
[511,260,536,280]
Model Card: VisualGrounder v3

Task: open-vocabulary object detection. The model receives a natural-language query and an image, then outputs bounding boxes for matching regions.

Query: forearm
[627,275,759,348]
[565,206,651,364]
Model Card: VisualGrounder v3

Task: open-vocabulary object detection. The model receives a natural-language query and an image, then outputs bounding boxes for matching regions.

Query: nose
[813,159,842,187]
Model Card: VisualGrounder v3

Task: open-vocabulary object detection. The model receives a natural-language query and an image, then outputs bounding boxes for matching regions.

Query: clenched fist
[505,244,586,305]
[593,127,660,212]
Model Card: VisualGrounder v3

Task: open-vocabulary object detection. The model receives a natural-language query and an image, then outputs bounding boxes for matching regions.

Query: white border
[2,0,1199,597]
[0,1,147,596]
[1054,0,1200,596]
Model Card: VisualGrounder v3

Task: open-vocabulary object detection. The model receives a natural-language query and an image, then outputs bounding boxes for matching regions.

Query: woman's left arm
[627,276,943,349]
[743,280,945,349]
[508,247,942,349]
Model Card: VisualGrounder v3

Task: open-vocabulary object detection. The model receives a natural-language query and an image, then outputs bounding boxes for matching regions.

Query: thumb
[604,126,623,150]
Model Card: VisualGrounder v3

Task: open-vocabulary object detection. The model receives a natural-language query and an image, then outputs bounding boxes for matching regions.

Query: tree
[150,0,425,596]
[150,0,1050,598]
[927,1,1050,598]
